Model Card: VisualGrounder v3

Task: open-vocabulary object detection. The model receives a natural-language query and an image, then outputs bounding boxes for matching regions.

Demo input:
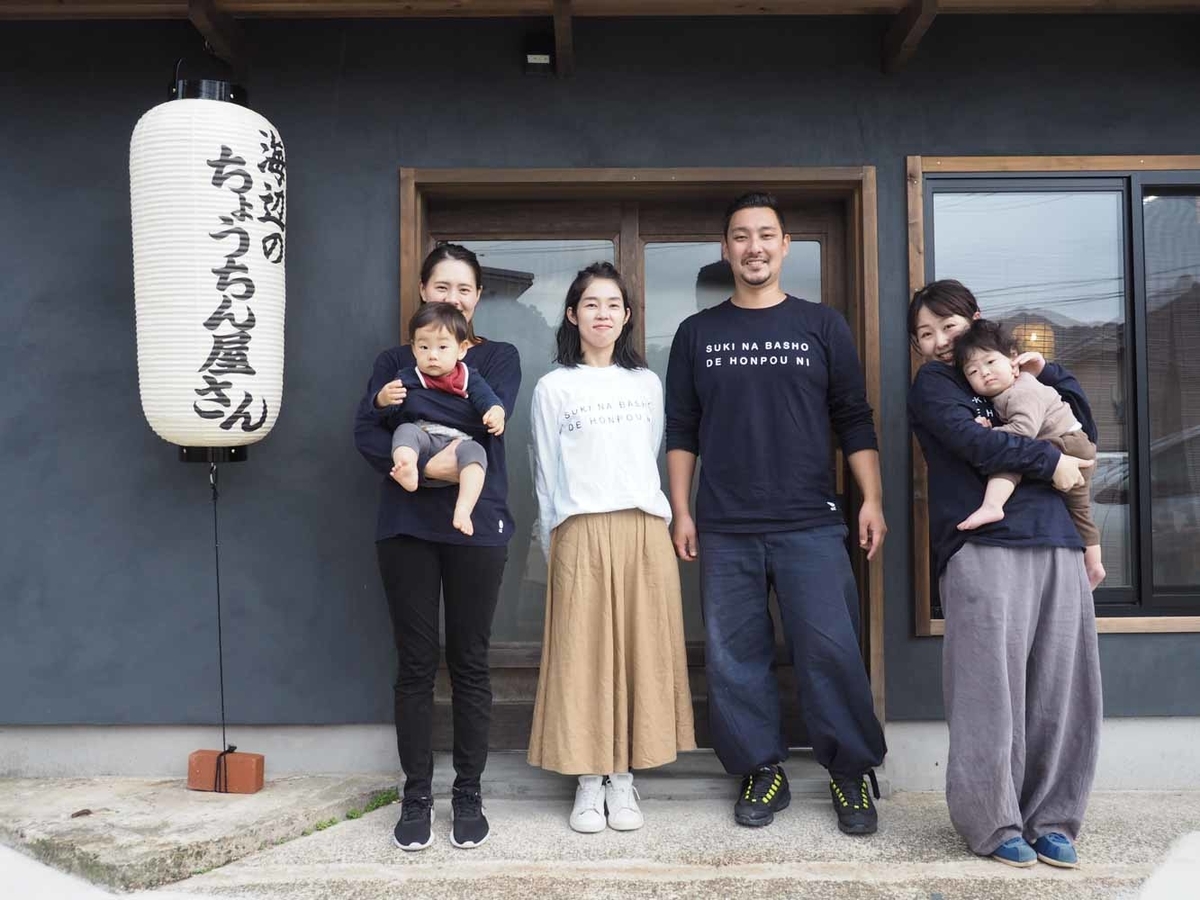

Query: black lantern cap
[180,447,248,464]
[169,57,248,107]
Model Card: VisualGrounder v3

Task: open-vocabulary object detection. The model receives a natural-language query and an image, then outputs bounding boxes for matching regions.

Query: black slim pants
[376,534,507,799]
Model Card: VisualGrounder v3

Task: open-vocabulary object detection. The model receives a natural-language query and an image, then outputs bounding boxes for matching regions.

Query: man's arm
[846,448,886,560]
[664,323,701,561]
[825,312,878,457]
[667,449,699,561]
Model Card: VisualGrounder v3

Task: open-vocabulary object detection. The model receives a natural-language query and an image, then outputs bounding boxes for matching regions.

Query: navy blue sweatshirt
[354,341,521,546]
[908,360,1089,576]
[665,296,878,532]
[382,364,504,432]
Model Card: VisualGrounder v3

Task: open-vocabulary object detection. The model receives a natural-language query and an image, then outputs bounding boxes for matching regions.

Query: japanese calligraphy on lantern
[132,98,287,449]
[258,129,286,264]
[196,144,273,431]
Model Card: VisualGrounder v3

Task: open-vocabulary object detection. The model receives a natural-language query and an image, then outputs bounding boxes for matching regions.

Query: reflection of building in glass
[1003,309,1125,454]
[468,245,620,640]
[1010,319,1056,360]
[695,259,734,311]
[474,263,556,642]
[1001,189,1200,589]
[1143,195,1200,586]
[481,265,534,303]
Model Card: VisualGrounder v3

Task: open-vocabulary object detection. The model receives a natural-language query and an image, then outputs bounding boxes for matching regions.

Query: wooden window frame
[400,166,887,724]
[907,155,1200,636]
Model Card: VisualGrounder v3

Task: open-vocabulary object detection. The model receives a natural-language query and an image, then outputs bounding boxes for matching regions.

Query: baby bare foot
[452,507,474,536]
[958,503,1005,531]
[390,459,419,492]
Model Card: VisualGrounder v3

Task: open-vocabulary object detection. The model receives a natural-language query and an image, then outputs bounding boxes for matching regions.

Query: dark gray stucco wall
[2,14,1197,725]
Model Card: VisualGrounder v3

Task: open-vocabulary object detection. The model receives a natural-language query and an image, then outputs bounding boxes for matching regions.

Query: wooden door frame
[400,166,886,729]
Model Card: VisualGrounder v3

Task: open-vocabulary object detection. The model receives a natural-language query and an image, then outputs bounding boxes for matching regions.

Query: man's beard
[739,269,771,286]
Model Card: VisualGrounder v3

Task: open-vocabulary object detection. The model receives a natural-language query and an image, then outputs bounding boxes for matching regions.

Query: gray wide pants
[940,542,1102,856]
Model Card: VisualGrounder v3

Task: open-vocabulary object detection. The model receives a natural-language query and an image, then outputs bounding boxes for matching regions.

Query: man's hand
[482,405,506,436]
[858,500,887,560]
[1014,351,1046,377]
[423,439,462,484]
[375,380,407,409]
[974,416,993,428]
[671,514,699,562]
[1052,454,1093,492]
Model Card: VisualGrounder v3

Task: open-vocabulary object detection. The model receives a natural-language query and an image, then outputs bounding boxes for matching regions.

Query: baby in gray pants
[381,303,505,536]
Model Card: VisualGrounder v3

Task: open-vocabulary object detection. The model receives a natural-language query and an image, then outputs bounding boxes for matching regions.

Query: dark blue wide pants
[700,524,886,778]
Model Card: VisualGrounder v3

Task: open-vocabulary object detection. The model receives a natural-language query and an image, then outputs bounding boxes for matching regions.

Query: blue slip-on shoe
[990,836,1037,868]
[1032,832,1079,868]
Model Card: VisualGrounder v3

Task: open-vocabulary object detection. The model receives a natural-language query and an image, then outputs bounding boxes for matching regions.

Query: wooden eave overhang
[3,0,1199,19]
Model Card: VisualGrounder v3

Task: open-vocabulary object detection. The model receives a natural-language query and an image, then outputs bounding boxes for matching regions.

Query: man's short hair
[723,191,786,238]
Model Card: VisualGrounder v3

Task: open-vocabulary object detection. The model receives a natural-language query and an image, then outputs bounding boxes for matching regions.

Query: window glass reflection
[1143,193,1200,589]
[933,192,1133,589]
[463,240,615,641]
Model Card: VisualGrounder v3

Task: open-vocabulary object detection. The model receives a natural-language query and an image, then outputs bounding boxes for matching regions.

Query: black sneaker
[393,795,435,851]
[734,764,791,827]
[450,789,490,848]
[830,770,880,835]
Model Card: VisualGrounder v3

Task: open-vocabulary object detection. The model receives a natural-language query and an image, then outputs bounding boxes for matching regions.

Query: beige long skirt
[527,509,696,775]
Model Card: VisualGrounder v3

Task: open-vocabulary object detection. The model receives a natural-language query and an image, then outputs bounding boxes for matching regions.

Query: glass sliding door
[463,239,616,642]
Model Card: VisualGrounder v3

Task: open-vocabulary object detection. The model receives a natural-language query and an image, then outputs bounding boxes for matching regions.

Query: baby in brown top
[955,319,1105,589]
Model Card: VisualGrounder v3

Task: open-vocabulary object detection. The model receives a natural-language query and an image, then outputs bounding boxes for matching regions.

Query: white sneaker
[569,775,606,833]
[604,773,644,831]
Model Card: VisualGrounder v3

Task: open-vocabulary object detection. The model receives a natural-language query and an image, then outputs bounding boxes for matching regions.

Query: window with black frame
[921,170,1200,619]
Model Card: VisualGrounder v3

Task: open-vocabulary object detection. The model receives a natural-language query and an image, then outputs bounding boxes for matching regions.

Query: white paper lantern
[131,98,286,450]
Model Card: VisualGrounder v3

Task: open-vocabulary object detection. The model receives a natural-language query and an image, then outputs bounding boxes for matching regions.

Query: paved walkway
[2,753,1199,899]
[152,792,1199,900]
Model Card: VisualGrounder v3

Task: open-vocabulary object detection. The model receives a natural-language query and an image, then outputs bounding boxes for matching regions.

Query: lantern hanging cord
[210,462,230,756]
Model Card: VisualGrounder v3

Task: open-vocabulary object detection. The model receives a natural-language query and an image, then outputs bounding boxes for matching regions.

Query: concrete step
[157,792,1199,900]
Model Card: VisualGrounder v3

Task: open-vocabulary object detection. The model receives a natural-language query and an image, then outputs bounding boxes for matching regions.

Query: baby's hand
[974,416,993,428]
[375,379,407,408]
[1014,351,1046,377]
[483,405,506,436]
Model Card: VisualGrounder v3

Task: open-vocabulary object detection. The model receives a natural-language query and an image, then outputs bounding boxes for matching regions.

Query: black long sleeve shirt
[665,296,878,533]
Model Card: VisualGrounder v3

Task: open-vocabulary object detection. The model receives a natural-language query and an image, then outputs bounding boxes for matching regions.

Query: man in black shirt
[665,192,887,834]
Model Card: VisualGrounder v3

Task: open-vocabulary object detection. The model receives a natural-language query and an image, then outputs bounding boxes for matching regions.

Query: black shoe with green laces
[830,770,880,835]
[734,764,791,827]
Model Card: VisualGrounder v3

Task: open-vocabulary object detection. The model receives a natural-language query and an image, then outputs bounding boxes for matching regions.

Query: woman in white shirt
[527,262,696,834]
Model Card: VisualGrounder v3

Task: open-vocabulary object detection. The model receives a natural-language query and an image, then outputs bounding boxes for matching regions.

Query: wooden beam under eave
[553,0,574,77]
[188,0,248,81]
[882,0,937,73]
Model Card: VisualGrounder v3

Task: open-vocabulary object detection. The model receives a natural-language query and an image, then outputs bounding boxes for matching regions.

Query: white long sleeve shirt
[531,364,672,558]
